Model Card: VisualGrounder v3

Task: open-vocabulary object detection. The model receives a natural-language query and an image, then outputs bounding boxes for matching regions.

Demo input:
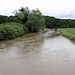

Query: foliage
[1,7,75,40]
[23,25,29,33]
[0,23,24,40]
[0,14,75,29]
[15,7,29,24]
[5,22,23,28]
[44,16,75,28]
[26,9,45,32]
[8,16,18,23]
[0,15,8,24]
[0,15,18,24]
[58,28,75,40]
[14,7,45,32]
[5,22,28,33]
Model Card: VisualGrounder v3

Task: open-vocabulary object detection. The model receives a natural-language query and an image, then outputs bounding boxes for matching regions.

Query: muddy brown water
[0,29,75,75]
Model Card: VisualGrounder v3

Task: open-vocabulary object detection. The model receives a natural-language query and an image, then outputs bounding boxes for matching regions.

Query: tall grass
[58,28,75,40]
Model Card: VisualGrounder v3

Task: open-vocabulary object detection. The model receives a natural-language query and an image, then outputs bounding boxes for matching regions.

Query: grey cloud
[46,10,75,19]
[56,9,75,19]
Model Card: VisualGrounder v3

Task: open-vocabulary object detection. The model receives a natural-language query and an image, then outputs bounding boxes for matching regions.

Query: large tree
[15,7,45,32]
[15,7,29,24]
[26,8,45,32]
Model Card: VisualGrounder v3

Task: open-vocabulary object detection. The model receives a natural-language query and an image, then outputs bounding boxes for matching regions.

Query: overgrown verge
[0,23,25,40]
[58,28,75,40]
[0,7,46,40]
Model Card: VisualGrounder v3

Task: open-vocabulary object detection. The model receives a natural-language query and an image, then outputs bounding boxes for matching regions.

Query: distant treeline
[0,15,75,28]
[44,16,75,28]
[0,15,17,24]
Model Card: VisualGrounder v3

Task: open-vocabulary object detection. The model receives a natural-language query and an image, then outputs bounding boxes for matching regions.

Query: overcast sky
[0,0,75,19]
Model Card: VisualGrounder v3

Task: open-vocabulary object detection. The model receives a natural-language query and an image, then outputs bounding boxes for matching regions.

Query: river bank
[58,28,75,40]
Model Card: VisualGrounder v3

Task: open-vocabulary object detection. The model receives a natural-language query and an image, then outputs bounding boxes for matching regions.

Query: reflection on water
[0,29,75,75]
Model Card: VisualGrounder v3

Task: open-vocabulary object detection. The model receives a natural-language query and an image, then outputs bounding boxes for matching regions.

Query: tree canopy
[44,16,75,28]
[0,7,75,30]
[14,7,45,32]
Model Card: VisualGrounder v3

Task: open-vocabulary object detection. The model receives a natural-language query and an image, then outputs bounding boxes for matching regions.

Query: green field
[58,28,75,40]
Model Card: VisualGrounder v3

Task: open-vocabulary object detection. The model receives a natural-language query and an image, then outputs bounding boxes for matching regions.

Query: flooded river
[0,29,75,75]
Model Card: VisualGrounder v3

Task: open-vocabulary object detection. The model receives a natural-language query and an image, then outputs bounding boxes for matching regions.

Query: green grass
[58,28,75,40]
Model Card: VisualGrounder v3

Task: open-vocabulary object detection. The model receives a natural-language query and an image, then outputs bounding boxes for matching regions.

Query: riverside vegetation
[58,28,75,40]
[0,7,75,40]
[0,23,25,40]
[0,7,45,40]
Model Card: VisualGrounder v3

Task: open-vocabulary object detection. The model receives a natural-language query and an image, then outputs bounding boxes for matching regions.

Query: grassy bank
[58,28,75,40]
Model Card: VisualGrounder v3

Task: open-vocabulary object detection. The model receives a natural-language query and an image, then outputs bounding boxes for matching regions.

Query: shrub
[0,25,16,40]
[5,22,29,33]
[5,22,24,28]
[0,23,24,40]
[23,25,29,33]
[12,25,24,37]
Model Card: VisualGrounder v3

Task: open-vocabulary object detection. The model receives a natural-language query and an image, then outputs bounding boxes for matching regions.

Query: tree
[44,16,56,28]
[0,15,8,24]
[8,16,17,23]
[15,7,29,24]
[26,8,45,32]
[14,7,45,32]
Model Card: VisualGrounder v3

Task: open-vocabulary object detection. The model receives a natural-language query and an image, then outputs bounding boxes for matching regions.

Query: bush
[23,25,29,33]
[5,22,24,28]
[12,25,24,37]
[0,25,16,40]
[0,23,24,40]
[5,22,29,33]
